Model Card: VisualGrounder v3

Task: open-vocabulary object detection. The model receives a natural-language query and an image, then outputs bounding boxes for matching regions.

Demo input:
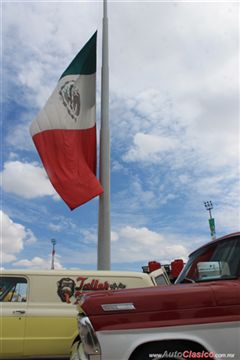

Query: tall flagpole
[98,0,111,270]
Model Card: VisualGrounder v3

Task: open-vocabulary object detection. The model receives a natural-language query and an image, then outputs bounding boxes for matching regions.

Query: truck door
[23,275,78,357]
[210,236,240,357]
[0,276,28,356]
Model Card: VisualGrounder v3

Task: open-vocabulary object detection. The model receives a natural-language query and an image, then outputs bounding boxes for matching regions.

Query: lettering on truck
[71,232,240,360]
[57,276,127,304]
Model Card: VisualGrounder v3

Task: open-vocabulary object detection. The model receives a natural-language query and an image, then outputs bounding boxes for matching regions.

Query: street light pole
[204,201,216,240]
[51,238,56,270]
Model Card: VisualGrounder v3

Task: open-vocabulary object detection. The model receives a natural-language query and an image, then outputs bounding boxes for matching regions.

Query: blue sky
[1,1,239,271]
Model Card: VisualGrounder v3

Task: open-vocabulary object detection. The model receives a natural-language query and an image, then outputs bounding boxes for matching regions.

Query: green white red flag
[30,32,103,210]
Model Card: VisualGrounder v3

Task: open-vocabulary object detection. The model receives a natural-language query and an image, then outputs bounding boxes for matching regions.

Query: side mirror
[197,261,230,280]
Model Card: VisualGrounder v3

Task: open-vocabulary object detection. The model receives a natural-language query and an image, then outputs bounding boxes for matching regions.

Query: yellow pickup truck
[0,267,170,358]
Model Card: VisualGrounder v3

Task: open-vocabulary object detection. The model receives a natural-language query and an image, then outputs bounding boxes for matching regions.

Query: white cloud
[216,205,240,235]
[6,120,35,151]
[120,226,164,246]
[110,87,239,229]
[24,229,38,245]
[3,2,101,108]
[131,179,156,205]
[112,177,161,211]
[47,216,78,235]
[111,86,238,179]
[13,255,63,270]
[2,211,25,254]
[111,226,189,264]
[1,253,16,264]
[112,160,124,172]
[111,231,119,242]
[1,211,37,264]
[56,225,189,268]
[124,133,179,163]
[109,2,238,99]
[8,152,19,160]
[1,161,58,200]
[48,223,63,232]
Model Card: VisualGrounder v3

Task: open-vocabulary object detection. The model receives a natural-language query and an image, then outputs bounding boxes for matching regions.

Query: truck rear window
[154,274,168,285]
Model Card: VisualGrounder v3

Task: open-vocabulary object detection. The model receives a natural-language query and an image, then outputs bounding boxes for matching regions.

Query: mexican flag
[30,32,103,210]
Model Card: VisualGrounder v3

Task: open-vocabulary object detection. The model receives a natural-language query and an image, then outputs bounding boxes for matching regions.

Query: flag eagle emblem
[59,80,81,121]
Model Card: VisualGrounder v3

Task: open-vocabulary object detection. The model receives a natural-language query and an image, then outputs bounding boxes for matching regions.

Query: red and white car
[71,232,240,360]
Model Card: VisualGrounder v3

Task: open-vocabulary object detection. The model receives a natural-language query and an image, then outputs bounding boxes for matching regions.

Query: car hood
[81,282,215,316]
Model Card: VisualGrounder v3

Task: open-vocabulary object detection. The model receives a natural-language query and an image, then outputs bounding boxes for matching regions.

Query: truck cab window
[0,277,28,302]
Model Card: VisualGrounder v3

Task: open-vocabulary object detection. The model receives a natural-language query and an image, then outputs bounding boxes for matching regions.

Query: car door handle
[13,310,26,315]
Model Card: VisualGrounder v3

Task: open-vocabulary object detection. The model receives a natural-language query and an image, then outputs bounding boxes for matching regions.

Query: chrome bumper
[70,341,101,360]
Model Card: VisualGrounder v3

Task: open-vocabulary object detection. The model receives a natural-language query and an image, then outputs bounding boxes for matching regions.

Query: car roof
[189,232,240,257]
[0,268,150,278]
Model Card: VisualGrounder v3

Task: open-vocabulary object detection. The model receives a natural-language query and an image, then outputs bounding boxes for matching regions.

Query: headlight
[78,315,101,359]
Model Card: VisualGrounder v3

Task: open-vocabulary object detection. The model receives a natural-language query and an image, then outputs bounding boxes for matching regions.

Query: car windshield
[176,236,240,284]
